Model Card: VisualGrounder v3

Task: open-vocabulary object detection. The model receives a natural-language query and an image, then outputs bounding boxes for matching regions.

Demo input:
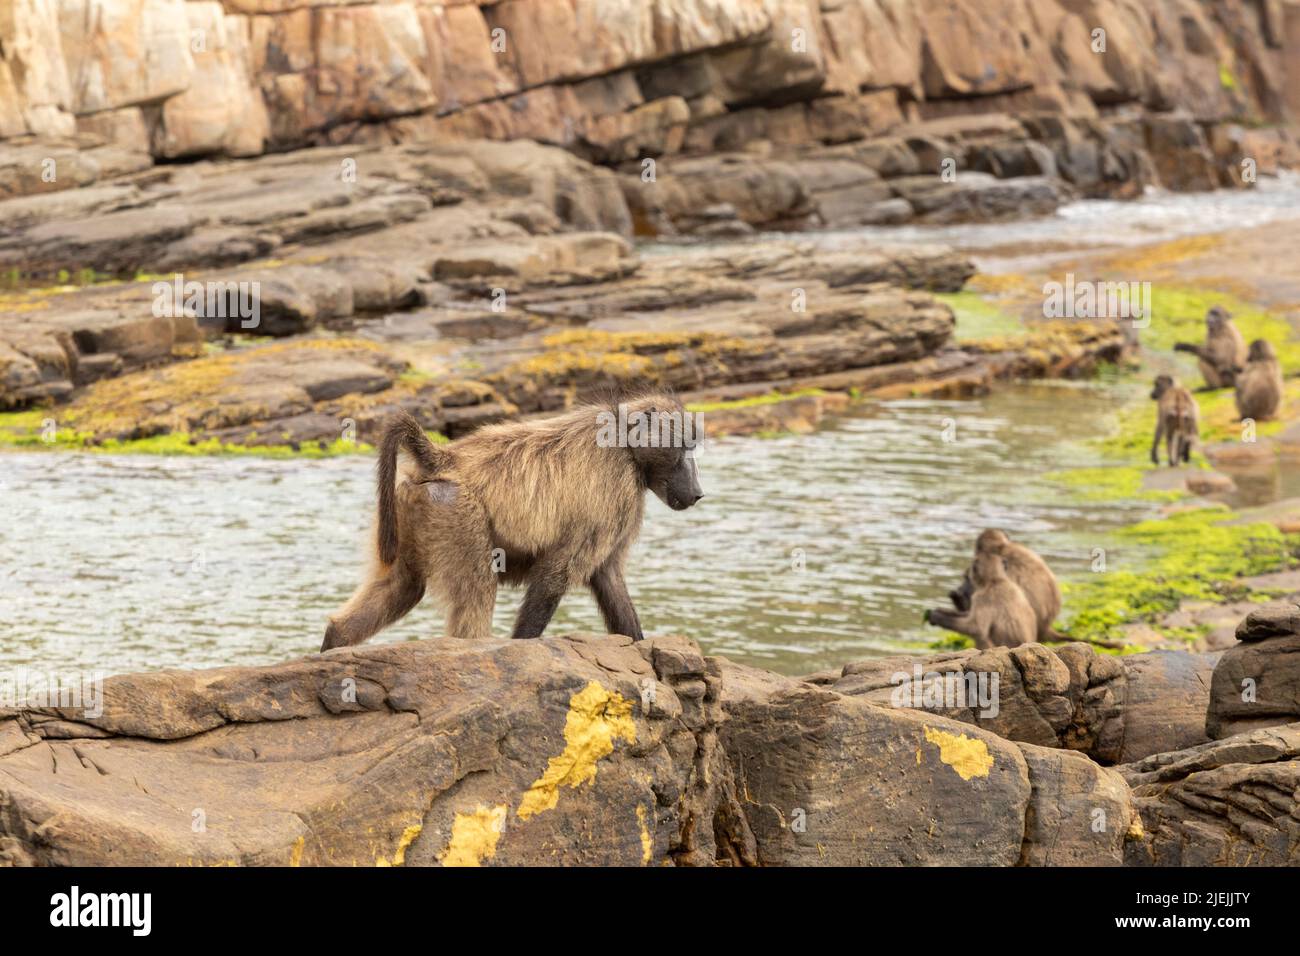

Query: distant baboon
[1149,374,1199,466]
[1174,305,1247,389]
[1234,339,1284,421]
[927,552,1038,649]
[948,529,1062,641]
[322,393,704,650]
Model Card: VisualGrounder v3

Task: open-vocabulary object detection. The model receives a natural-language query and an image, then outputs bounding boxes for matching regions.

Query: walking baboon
[1150,374,1199,466]
[322,393,704,650]
[1173,306,1247,389]
[927,552,1038,649]
[1234,339,1284,421]
[947,529,1062,641]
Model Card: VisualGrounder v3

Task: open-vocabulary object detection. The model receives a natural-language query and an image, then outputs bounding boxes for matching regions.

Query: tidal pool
[1,381,1177,677]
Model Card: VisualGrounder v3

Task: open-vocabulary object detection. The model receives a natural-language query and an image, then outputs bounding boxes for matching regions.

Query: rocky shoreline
[0,129,1143,449]
[2,603,1298,866]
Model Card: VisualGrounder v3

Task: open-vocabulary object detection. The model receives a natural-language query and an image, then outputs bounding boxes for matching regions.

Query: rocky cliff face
[3,1,1297,162]
[3,632,1298,866]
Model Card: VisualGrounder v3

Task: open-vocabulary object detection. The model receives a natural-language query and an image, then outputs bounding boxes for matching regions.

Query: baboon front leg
[590,563,644,641]
[510,562,568,640]
[925,606,987,648]
[1150,420,1164,466]
[1166,429,1177,467]
[511,581,565,640]
[322,563,425,651]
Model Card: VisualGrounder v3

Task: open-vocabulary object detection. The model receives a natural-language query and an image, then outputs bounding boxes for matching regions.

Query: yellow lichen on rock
[376,823,424,867]
[517,681,636,820]
[636,804,653,865]
[438,805,508,868]
[922,726,994,781]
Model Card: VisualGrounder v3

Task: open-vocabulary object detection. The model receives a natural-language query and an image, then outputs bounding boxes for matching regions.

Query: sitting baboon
[1174,305,1247,389]
[1150,374,1199,466]
[948,529,1062,640]
[1234,339,1284,421]
[322,392,704,650]
[927,552,1038,649]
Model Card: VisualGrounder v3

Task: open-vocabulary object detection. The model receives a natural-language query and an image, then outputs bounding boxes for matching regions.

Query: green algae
[1043,465,1186,503]
[1060,508,1300,645]
[0,410,373,458]
[1143,287,1300,371]
[935,290,1026,342]
[686,388,824,414]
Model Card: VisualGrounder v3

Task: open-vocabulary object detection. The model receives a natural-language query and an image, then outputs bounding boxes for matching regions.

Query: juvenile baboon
[1150,373,1199,466]
[322,393,704,650]
[1174,306,1247,389]
[947,529,1062,641]
[927,552,1038,649]
[1234,339,1284,421]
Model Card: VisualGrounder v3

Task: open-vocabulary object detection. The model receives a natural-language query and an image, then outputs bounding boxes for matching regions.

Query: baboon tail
[1046,626,1128,650]
[377,411,447,566]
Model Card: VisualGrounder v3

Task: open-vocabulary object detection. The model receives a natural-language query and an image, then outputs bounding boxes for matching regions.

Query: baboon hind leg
[441,562,498,640]
[322,563,425,651]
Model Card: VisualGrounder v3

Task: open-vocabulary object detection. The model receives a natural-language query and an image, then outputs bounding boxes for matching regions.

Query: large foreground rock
[0,635,748,866]
[1206,603,1300,739]
[719,659,1132,866]
[0,634,1139,866]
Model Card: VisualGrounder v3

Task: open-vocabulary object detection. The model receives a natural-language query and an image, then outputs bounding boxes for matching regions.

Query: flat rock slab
[0,634,1145,867]
[1121,722,1300,866]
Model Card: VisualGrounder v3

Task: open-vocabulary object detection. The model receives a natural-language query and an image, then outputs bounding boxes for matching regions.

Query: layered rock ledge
[2,633,1296,866]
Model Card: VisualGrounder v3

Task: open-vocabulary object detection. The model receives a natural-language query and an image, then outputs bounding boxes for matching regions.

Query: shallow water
[1,381,1173,677]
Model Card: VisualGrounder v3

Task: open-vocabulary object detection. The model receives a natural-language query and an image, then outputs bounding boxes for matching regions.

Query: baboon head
[1151,374,1175,400]
[975,528,1011,555]
[971,552,1008,587]
[1206,306,1231,332]
[622,394,705,511]
[1247,339,1276,362]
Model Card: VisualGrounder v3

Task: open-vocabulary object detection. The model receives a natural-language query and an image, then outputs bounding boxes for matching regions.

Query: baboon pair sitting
[925,530,1060,649]
[1174,306,1284,420]
[322,392,703,650]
